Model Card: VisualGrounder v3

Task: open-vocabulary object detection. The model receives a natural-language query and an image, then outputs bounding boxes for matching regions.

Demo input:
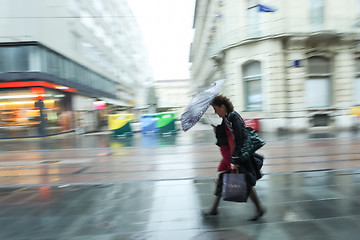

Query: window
[0,46,30,72]
[0,44,117,97]
[46,50,59,76]
[247,0,260,38]
[306,77,330,107]
[310,0,324,30]
[243,61,262,110]
[355,59,360,105]
[28,46,41,71]
[355,77,360,105]
[306,57,331,108]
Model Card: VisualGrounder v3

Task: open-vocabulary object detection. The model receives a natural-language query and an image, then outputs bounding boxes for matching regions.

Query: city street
[2,0,360,239]
[0,124,360,239]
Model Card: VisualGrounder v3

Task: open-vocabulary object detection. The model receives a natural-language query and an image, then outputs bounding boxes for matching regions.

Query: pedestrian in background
[202,95,265,221]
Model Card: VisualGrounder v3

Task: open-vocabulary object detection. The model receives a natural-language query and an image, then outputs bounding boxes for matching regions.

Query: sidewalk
[0,168,359,240]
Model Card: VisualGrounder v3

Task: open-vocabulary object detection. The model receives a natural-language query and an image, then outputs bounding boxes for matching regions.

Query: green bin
[156,112,177,135]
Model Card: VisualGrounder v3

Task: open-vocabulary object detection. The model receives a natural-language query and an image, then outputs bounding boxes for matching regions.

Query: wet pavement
[1,169,359,239]
[0,124,360,239]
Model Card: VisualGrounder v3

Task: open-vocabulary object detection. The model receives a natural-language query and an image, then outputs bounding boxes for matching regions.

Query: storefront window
[0,89,68,138]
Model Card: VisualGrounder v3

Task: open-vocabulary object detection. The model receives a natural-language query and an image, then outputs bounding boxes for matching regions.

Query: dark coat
[226,111,263,186]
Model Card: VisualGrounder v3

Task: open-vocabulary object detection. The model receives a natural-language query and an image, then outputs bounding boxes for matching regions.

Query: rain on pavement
[0,124,359,185]
[0,124,359,239]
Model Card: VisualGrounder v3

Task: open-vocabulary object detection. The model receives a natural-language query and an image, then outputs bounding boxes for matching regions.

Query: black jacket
[226,111,263,185]
[226,111,245,158]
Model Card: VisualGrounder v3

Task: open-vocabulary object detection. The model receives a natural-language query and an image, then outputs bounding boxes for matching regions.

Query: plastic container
[156,112,177,135]
[140,114,158,134]
[108,114,134,137]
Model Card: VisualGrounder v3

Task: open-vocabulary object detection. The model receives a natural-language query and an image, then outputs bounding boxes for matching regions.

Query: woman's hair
[211,95,234,113]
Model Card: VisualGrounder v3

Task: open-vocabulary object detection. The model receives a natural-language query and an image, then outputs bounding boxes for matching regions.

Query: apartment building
[0,0,152,137]
[190,0,360,132]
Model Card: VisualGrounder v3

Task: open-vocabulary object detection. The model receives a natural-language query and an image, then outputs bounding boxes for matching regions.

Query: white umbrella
[180,79,225,131]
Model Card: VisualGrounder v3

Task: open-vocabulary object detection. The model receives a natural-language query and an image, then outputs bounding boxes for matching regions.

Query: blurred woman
[202,95,265,221]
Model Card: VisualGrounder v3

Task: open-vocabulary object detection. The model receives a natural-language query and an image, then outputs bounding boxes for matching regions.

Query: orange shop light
[0,81,77,93]
[30,87,45,100]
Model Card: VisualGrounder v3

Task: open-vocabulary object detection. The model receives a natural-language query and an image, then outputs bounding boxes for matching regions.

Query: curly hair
[211,95,234,113]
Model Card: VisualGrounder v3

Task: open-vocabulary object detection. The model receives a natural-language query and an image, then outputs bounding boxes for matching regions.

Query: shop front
[0,42,122,138]
[0,82,75,138]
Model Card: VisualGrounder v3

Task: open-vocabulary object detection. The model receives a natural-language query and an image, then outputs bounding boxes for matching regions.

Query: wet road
[0,125,359,239]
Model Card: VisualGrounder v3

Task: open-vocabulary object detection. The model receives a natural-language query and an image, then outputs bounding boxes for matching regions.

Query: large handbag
[241,126,266,161]
[222,172,248,202]
[232,126,266,164]
[253,153,264,170]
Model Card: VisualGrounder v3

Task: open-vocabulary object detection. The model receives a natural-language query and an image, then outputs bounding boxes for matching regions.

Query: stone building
[190,0,360,132]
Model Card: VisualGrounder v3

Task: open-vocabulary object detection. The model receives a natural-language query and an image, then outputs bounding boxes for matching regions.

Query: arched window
[243,61,262,110]
[306,56,331,108]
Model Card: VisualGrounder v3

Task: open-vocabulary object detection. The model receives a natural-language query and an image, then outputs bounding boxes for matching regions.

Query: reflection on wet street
[1,124,360,152]
[1,127,360,185]
[0,126,360,239]
[0,128,217,151]
[0,169,359,239]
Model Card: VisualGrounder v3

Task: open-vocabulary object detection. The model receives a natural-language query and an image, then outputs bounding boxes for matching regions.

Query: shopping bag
[222,173,248,202]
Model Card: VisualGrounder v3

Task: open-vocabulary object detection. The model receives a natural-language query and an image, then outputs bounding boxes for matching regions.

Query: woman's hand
[231,163,238,170]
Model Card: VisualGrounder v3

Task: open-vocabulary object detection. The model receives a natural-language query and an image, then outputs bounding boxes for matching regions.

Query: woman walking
[202,95,265,221]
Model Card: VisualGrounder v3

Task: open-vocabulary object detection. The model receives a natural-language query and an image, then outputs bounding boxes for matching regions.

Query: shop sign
[94,101,106,110]
[30,87,45,100]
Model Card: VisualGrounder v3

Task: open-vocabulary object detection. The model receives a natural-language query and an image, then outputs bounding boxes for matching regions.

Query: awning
[100,97,132,107]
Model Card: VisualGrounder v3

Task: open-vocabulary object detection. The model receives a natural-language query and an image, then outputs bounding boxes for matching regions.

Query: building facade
[0,0,152,137]
[190,0,360,132]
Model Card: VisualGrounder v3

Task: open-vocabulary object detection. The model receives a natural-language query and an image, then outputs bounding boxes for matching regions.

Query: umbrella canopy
[181,79,225,131]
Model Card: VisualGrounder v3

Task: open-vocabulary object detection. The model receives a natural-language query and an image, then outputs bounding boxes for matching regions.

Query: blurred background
[1,0,360,139]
